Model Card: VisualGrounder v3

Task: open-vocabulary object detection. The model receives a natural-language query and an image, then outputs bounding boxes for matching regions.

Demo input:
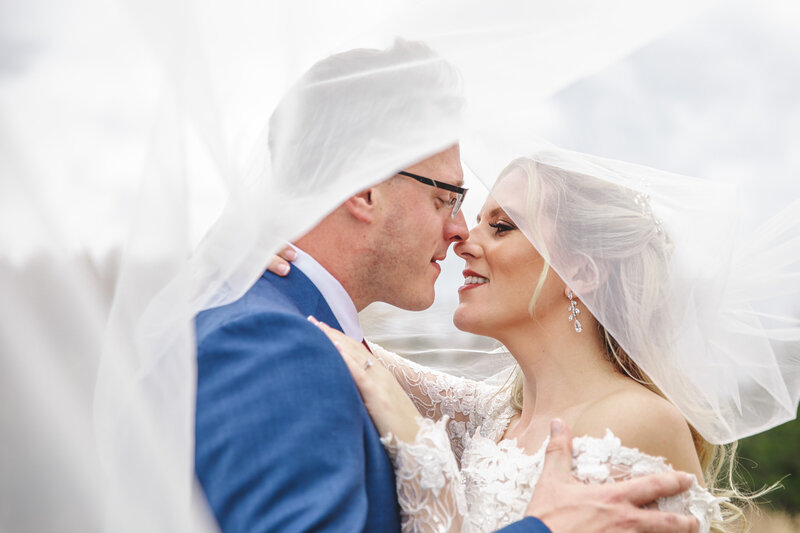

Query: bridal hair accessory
[632,189,663,233]
[567,290,583,333]
[484,142,800,444]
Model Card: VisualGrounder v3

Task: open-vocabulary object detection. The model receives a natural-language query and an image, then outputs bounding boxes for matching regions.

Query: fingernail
[550,419,564,435]
[307,315,318,324]
[278,263,290,276]
[285,248,296,260]
[683,473,696,485]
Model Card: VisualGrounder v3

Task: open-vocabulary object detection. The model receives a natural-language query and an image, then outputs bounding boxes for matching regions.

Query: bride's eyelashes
[488,221,516,235]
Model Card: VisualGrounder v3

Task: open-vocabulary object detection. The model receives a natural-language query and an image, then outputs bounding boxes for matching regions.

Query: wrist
[385,412,422,443]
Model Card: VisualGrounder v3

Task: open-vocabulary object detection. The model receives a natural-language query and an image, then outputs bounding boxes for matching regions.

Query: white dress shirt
[290,245,364,341]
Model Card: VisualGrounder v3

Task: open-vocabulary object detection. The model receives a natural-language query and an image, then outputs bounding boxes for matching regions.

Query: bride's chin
[453,308,478,334]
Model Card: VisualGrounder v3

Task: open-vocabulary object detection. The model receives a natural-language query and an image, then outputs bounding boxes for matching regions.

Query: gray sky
[1,0,798,262]
[538,0,800,227]
[415,0,800,341]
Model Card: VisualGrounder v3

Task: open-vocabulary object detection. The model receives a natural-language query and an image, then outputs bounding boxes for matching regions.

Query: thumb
[540,419,573,481]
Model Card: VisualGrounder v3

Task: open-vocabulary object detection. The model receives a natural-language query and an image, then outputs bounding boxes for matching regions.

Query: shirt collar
[290,245,363,341]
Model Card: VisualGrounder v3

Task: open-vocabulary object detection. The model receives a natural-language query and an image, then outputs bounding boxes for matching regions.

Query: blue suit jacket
[195,268,550,533]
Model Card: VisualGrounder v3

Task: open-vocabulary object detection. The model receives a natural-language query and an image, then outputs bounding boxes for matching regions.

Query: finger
[308,317,371,362]
[538,419,574,482]
[332,340,377,395]
[308,316,339,345]
[311,319,350,345]
[267,255,291,276]
[623,508,699,533]
[277,245,297,262]
[616,472,695,507]
[307,316,337,335]
[308,316,338,334]
[335,341,361,373]
[313,320,366,352]
[317,331,358,369]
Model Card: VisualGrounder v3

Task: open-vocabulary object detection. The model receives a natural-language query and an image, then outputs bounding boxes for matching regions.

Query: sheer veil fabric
[466,139,800,444]
[4,0,799,532]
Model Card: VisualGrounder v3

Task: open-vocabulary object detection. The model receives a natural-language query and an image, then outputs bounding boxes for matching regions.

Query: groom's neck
[294,222,373,312]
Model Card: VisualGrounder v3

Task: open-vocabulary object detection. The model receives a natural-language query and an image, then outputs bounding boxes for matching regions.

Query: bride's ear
[564,254,607,297]
[344,187,378,223]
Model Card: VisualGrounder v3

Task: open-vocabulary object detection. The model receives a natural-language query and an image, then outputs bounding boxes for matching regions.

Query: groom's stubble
[361,145,468,312]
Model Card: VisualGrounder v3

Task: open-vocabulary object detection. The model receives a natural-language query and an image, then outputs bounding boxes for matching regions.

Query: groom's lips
[430,256,445,275]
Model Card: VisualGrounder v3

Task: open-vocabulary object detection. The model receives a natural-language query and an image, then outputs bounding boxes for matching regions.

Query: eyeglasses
[398,171,468,218]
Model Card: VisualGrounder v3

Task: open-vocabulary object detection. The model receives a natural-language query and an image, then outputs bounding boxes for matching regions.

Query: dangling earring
[567,290,582,333]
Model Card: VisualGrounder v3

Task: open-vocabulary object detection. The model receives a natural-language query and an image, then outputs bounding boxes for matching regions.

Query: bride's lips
[459,269,489,293]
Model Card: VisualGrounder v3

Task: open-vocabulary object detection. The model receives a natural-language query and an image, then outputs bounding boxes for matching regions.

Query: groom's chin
[388,286,436,312]
[402,294,436,312]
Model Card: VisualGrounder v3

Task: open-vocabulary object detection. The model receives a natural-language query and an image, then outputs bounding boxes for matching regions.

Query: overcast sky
[417,0,800,336]
[538,0,800,228]
[1,0,798,263]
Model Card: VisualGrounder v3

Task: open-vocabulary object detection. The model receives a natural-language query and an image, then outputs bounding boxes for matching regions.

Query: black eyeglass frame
[398,170,468,218]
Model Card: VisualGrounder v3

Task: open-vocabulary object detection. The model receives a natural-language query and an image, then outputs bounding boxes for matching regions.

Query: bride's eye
[488,221,516,234]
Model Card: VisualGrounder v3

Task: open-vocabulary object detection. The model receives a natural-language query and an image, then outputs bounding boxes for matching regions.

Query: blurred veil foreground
[2,0,799,532]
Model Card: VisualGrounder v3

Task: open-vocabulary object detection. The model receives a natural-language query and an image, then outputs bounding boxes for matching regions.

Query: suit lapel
[261,269,344,333]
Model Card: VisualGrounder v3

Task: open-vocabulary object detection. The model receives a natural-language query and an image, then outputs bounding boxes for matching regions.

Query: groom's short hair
[268,39,464,196]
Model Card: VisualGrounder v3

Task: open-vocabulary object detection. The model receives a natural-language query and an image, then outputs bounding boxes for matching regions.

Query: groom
[194,41,699,533]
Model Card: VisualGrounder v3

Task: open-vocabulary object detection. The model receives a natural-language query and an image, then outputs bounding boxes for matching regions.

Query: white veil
[7,0,798,531]
[465,138,800,444]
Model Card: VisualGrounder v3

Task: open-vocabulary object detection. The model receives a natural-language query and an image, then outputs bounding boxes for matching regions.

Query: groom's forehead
[408,146,464,186]
[435,161,464,187]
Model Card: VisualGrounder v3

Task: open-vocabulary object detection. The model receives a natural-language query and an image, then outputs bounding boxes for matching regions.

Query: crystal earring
[567,290,582,333]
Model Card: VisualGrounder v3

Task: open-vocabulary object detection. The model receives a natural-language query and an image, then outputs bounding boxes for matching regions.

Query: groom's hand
[525,420,699,533]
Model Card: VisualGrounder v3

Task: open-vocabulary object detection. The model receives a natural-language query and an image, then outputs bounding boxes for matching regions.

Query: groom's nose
[444,209,469,243]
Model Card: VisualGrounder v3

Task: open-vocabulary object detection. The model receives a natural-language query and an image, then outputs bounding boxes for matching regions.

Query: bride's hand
[309,316,423,443]
[267,244,296,276]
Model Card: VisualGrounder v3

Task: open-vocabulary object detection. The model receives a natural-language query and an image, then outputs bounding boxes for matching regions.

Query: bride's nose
[454,232,482,259]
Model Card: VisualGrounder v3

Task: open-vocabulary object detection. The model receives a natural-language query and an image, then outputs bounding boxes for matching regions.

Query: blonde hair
[500,158,765,532]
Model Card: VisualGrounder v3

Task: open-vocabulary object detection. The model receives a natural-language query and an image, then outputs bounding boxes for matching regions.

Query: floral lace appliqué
[369,344,724,533]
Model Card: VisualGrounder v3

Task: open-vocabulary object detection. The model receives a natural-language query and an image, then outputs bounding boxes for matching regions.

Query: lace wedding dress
[369,343,725,533]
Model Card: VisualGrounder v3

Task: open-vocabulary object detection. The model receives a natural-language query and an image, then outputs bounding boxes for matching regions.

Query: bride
[275,150,782,532]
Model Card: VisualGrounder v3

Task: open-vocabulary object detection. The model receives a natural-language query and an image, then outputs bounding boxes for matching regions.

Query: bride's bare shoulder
[571,384,705,481]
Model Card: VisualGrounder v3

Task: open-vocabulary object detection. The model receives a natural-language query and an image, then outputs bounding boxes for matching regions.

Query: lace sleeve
[381,417,472,533]
[369,342,509,460]
[572,430,726,533]
[368,342,493,423]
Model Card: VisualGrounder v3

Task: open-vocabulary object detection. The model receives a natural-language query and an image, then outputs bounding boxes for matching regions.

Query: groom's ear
[344,187,378,223]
